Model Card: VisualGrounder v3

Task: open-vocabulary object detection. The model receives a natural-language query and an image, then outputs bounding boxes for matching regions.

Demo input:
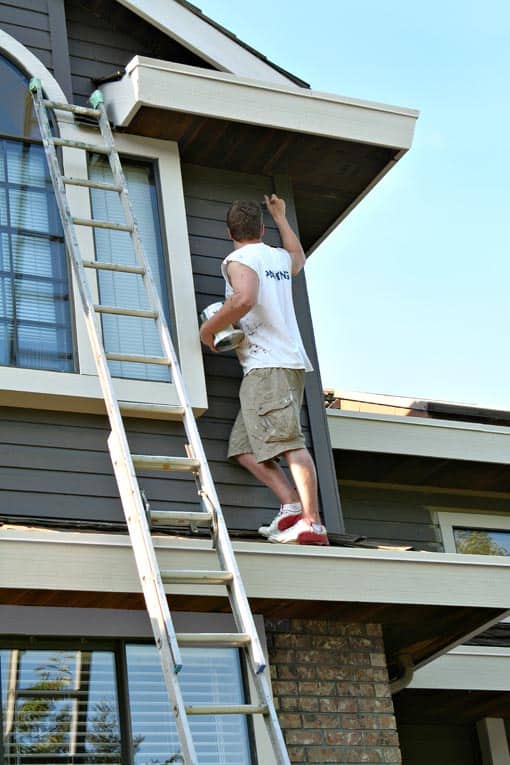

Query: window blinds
[88,155,172,383]
[0,140,73,371]
[126,644,251,765]
[1,645,252,764]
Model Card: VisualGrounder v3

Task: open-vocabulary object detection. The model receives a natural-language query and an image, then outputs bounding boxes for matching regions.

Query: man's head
[226,200,264,243]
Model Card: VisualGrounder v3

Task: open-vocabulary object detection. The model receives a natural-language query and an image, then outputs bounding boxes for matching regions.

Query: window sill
[0,367,207,418]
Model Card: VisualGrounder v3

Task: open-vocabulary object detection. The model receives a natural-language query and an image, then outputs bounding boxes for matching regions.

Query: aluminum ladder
[29,78,291,765]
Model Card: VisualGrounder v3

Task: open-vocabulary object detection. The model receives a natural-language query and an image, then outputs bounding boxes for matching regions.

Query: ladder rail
[29,80,200,765]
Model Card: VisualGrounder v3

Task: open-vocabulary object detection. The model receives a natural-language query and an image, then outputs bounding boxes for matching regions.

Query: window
[88,154,171,383]
[453,528,510,556]
[437,511,510,557]
[0,643,251,764]
[0,54,73,373]
[0,43,207,414]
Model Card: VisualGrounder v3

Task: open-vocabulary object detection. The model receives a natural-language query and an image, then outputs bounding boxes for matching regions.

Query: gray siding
[0,165,320,533]
[340,483,442,551]
[340,480,510,551]
[0,407,197,526]
[0,0,52,69]
[65,0,213,105]
[183,163,314,532]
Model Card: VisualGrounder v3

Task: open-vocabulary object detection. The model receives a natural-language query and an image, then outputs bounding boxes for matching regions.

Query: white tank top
[221,242,313,375]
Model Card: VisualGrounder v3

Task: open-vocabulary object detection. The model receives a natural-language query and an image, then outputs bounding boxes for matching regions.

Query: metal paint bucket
[199,302,245,352]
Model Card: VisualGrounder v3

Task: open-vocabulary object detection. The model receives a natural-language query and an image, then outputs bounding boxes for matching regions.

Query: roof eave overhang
[327,408,510,464]
[102,57,418,151]
[1,528,508,672]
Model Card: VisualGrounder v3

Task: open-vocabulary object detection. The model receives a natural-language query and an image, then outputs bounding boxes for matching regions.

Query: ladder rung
[83,260,145,274]
[176,633,251,647]
[62,177,122,192]
[185,704,268,716]
[150,509,213,525]
[52,137,112,154]
[73,217,133,232]
[106,352,170,365]
[133,455,200,472]
[94,305,158,319]
[43,100,101,119]
[160,570,233,585]
[119,402,185,420]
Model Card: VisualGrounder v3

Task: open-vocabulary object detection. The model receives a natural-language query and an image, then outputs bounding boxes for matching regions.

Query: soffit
[394,688,510,722]
[1,528,508,680]
[101,58,418,252]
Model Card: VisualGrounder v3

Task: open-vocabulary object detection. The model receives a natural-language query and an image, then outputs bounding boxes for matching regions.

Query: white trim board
[115,0,301,85]
[327,408,510,463]
[2,527,510,613]
[102,57,418,150]
[437,511,510,556]
[410,647,510,691]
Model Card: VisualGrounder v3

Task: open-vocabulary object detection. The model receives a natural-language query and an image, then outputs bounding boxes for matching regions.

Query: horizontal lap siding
[340,481,510,551]
[0,65,310,530]
[183,164,312,531]
[0,1,52,70]
[340,484,442,551]
[0,407,200,525]
[65,0,213,105]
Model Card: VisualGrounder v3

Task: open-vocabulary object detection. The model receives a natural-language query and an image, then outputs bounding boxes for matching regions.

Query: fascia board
[2,528,510,612]
[327,408,510,464]
[102,57,418,151]
[115,0,298,85]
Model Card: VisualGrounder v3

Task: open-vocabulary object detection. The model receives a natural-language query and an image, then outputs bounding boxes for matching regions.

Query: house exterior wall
[266,618,402,763]
[0,1,52,69]
[397,723,482,765]
[0,160,326,532]
[65,0,213,105]
[338,472,510,551]
[0,4,338,533]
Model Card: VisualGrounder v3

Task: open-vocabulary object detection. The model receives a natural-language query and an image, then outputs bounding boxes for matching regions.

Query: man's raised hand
[264,193,286,223]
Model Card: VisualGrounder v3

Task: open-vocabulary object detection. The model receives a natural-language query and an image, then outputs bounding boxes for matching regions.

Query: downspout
[390,653,415,695]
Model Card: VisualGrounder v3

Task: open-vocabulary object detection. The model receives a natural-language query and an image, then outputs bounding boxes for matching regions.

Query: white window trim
[436,509,510,556]
[436,508,510,628]
[0,35,207,416]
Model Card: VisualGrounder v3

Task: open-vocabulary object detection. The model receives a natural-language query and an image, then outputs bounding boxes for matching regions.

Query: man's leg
[235,452,299,506]
[283,447,320,525]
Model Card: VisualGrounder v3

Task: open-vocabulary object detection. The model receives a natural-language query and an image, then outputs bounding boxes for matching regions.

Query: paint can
[199,302,245,352]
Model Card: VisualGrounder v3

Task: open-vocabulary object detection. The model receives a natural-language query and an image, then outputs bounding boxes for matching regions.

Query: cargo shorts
[228,367,306,463]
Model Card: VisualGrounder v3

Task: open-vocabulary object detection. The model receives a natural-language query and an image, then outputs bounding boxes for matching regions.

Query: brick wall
[265,619,401,764]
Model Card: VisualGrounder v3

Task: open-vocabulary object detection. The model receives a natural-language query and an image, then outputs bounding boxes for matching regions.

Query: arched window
[0,53,73,371]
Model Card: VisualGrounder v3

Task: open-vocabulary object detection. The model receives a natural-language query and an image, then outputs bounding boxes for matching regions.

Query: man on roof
[200,194,329,546]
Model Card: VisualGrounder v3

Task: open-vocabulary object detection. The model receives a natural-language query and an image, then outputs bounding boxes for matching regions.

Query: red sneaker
[268,519,329,546]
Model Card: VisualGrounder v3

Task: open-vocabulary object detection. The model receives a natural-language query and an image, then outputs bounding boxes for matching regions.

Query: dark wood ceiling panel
[125,107,396,251]
[336,450,510,494]
[394,689,510,722]
[1,587,502,680]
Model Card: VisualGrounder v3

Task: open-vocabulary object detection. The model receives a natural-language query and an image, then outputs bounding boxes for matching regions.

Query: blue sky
[196,1,510,407]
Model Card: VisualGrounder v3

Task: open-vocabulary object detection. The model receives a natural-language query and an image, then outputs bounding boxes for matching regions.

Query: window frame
[436,510,510,556]
[0,608,269,764]
[0,39,207,416]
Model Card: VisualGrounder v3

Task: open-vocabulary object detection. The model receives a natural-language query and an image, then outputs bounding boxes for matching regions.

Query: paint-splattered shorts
[228,367,306,463]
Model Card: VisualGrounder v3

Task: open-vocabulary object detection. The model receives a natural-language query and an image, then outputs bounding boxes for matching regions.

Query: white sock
[281,502,302,513]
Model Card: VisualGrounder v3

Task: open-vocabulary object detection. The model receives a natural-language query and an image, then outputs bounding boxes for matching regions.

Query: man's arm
[199,261,259,351]
[264,193,305,275]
